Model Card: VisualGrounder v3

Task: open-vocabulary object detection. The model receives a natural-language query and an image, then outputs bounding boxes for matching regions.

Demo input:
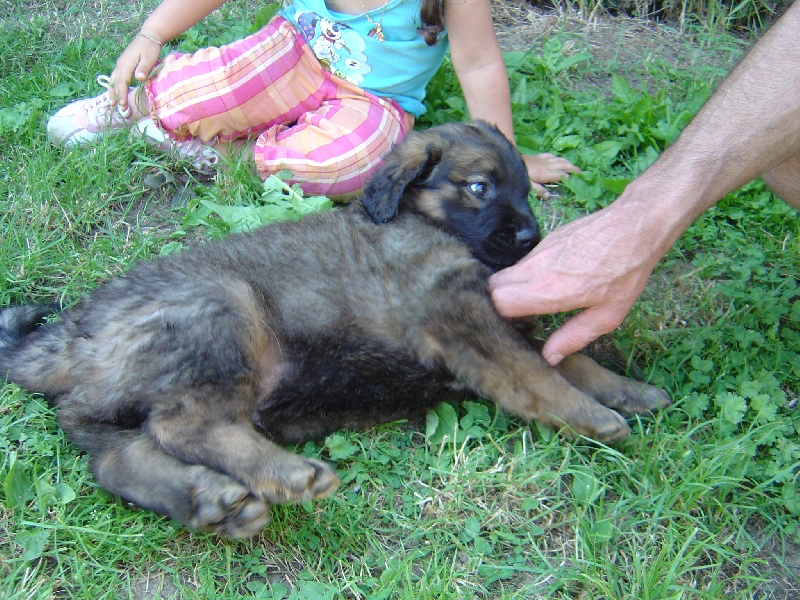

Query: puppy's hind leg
[146,385,340,505]
[62,421,272,538]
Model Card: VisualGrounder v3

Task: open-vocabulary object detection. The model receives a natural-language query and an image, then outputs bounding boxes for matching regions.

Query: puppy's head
[361,121,539,271]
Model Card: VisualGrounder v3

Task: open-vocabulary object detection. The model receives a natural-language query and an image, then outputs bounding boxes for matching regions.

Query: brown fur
[0,122,669,538]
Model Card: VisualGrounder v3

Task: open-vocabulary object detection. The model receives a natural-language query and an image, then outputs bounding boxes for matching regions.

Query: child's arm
[444,0,512,141]
[109,0,229,109]
[445,0,579,195]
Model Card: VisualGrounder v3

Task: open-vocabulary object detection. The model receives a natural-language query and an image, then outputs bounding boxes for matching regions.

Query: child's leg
[46,17,305,150]
[144,16,323,144]
[252,89,413,198]
[145,15,413,196]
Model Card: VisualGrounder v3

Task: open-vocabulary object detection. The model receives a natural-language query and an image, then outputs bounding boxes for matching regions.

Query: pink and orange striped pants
[144,16,414,196]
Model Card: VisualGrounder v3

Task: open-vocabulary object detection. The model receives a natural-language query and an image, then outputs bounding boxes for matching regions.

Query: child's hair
[419,0,444,46]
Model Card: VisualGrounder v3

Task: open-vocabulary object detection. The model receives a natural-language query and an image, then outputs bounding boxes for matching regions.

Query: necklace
[359,0,389,42]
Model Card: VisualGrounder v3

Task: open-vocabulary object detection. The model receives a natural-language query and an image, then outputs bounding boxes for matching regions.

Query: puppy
[0,121,669,537]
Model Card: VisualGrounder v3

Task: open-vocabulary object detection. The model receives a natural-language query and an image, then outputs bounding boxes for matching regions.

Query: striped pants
[144,15,414,196]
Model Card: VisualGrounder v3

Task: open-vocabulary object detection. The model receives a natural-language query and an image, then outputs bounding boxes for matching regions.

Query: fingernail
[548,353,564,366]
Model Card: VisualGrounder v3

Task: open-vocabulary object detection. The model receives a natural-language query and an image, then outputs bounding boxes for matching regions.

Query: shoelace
[91,75,131,122]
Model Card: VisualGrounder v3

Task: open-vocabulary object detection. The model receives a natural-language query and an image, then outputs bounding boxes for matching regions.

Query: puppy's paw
[561,406,631,445]
[287,457,340,500]
[254,456,340,504]
[589,408,631,445]
[594,382,672,417]
[188,467,271,538]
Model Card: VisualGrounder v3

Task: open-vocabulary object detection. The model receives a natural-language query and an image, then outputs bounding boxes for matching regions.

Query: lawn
[1,1,798,598]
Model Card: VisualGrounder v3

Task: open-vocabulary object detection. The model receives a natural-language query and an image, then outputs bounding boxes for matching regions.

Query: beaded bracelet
[137,32,164,47]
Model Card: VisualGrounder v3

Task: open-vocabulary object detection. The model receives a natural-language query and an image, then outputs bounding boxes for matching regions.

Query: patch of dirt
[747,516,800,600]
[491,2,747,89]
[128,572,185,600]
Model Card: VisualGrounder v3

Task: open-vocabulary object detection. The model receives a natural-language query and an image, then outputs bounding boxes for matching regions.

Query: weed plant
[1,1,798,598]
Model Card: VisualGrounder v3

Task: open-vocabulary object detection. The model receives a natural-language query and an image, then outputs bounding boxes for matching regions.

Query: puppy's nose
[516,227,540,249]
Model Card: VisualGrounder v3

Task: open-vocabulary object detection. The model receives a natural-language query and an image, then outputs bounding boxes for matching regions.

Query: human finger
[108,71,124,108]
[133,53,159,82]
[522,153,582,185]
[488,240,587,316]
[539,306,627,366]
[110,40,160,109]
[533,152,583,174]
[109,58,137,109]
[489,275,580,317]
[530,181,550,199]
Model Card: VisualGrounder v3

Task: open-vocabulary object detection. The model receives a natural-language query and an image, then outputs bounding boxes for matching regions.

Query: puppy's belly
[253,339,454,444]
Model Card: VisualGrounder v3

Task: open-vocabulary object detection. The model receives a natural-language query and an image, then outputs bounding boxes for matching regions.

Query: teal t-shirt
[281,0,449,116]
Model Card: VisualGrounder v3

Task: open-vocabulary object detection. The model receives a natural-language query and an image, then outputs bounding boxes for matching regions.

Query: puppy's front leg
[415,282,631,444]
[553,352,671,416]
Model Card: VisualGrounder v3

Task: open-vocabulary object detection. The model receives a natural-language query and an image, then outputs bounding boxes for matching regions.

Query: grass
[1,0,799,598]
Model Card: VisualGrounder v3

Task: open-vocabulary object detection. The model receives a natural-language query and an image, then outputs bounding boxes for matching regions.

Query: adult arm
[109,0,229,108]
[489,0,800,364]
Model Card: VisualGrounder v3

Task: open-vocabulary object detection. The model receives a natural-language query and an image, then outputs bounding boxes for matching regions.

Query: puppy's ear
[361,140,442,224]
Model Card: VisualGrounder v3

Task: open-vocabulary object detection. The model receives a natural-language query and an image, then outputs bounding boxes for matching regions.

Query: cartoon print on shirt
[296,12,373,85]
[333,32,371,83]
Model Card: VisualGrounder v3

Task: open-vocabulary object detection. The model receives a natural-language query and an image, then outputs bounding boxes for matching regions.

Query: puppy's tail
[0,305,58,345]
[0,304,69,397]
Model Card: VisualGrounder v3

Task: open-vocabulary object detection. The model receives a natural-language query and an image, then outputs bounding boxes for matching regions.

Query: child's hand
[108,36,163,110]
[522,153,581,198]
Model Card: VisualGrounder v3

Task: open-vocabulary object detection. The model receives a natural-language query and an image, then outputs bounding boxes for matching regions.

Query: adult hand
[522,153,581,197]
[491,0,800,366]
[108,36,162,110]
[488,201,662,365]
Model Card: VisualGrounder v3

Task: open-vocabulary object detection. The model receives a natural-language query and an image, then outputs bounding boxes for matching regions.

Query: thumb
[134,57,157,81]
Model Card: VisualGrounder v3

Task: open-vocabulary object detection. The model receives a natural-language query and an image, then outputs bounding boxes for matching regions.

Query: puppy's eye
[468,181,488,197]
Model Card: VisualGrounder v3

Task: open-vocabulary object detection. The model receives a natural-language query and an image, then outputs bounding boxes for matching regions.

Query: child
[48,0,579,198]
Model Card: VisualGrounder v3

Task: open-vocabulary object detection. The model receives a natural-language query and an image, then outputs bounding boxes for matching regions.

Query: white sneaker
[134,118,220,172]
[47,75,135,147]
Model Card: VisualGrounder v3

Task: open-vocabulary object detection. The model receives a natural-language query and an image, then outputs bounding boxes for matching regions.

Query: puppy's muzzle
[490,223,540,254]
[514,226,540,250]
